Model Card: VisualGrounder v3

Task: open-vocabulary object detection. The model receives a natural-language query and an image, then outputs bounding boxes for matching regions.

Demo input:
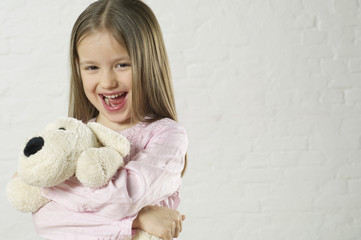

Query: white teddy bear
[6,117,161,240]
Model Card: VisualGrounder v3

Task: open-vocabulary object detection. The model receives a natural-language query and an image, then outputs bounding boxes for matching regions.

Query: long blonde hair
[68,0,186,175]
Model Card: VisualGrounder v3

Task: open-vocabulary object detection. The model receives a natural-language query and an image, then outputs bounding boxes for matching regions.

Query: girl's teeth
[104,93,124,99]
[103,93,126,106]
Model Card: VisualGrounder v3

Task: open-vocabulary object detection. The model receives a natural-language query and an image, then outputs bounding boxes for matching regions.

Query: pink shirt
[33,118,188,240]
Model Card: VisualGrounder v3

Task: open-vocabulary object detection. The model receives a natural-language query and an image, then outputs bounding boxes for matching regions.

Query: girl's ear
[87,122,130,157]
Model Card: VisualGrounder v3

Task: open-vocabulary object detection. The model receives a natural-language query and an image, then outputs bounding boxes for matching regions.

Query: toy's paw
[132,230,162,240]
[76,147,124,188]
[6,177,50,213]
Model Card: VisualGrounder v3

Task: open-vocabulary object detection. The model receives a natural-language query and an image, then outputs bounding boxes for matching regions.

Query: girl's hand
[133,205,185,240]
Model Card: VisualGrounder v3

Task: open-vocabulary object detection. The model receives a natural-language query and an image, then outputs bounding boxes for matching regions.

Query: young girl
[32,0,188,239]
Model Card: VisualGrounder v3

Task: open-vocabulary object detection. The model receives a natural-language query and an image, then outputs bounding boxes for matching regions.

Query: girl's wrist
[132,216,141,229]
[133,206,151,229]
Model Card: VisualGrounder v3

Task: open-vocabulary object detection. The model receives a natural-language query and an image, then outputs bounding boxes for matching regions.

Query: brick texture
[1,0,360,239]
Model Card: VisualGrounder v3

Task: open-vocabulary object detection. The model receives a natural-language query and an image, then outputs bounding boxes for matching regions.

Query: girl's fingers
[173,215,183,238]
[173,220,180,238]
[179,217,183,233]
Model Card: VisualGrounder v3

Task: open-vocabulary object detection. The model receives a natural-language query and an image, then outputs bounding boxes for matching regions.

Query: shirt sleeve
[42,121,188,220]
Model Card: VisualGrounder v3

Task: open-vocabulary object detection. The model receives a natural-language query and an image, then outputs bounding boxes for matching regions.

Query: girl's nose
[99,70,118,89]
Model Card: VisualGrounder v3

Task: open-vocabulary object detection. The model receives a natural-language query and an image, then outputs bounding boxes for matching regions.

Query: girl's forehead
[78,29,127,50]
[77,30,130,63]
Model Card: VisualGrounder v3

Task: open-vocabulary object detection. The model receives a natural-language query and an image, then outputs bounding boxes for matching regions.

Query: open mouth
[100,92,128,110]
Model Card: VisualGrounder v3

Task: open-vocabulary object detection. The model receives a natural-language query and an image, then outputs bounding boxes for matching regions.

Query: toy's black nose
[24,137,44,157]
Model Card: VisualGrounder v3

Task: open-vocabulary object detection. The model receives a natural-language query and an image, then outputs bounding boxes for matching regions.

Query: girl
[32,0,188,239]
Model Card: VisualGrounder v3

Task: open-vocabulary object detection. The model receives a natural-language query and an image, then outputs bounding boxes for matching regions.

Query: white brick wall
[1,0,360,239]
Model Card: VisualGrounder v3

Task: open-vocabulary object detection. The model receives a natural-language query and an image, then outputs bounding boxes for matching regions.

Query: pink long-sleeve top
[32,118,188,240]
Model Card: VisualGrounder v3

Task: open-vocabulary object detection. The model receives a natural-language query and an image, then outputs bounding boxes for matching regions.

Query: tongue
[108,94,126,106]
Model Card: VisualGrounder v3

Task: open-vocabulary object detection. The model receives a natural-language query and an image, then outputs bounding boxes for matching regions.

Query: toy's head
[18,118,99,187]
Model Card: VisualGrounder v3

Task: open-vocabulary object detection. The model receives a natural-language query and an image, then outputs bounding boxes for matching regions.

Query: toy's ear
[87,122,130,157]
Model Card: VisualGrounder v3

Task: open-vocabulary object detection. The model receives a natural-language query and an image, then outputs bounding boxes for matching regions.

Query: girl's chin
[97,112,132,128]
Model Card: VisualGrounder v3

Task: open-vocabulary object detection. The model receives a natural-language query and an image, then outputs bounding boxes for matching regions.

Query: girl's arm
[42,120,188,219]
[133,205,185,240]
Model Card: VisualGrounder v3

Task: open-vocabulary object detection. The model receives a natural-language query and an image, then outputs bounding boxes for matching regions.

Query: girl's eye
[85,66,99,71]
[115,63,131,68]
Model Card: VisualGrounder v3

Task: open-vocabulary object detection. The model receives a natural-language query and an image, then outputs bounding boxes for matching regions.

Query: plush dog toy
[6,117,130,213]
[6,117,162,240]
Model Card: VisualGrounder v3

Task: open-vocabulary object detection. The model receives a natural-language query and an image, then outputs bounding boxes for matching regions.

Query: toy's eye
[59,128,66,130]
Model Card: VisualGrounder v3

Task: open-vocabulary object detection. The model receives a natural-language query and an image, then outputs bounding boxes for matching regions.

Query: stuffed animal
[6,117,130,213]
[6,117,162,240]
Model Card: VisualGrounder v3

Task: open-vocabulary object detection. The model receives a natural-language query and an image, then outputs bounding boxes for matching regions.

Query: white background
[1,0,361,239]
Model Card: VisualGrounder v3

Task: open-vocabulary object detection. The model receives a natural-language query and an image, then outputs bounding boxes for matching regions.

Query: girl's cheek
[81,74,96,84]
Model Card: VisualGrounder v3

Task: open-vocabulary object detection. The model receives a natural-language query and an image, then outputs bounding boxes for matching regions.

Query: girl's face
[78,31,133,131]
